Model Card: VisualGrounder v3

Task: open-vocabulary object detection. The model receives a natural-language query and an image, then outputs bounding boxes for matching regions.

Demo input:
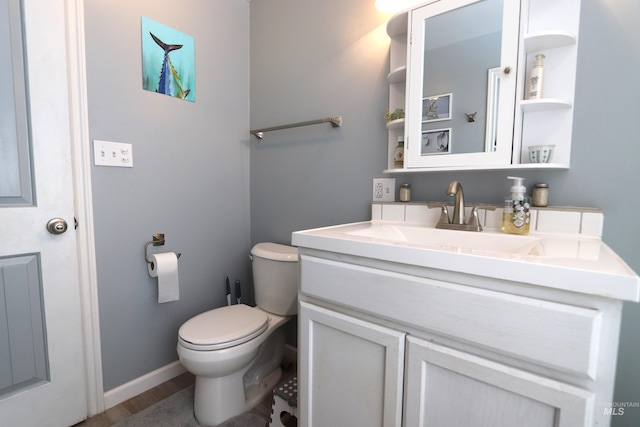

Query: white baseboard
[103,360,186,410]
[103,347,296,410]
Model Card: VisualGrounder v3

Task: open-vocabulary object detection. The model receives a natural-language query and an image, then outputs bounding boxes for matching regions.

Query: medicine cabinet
[384,0,581,173]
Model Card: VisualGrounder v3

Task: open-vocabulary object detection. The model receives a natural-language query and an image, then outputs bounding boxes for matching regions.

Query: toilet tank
[251,243,298,316]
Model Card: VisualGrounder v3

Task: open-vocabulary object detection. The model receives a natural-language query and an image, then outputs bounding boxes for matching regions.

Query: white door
[299,302,405,427]
[0,0,87,425]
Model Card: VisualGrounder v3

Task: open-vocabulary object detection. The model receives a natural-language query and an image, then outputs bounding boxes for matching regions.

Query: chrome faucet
[435,181,483,232]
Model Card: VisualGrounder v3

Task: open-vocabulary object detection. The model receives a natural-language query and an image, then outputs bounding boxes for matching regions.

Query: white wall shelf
[520,98,573,113]
[524,31,576,53]
[386,11,407,38]
[516,0,581,168]
[384,10,409,170]
[387,65,406,84]
[383,162,569,174]
[385,118,404,130]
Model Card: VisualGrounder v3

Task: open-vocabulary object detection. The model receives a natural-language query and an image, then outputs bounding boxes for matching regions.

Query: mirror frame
[405,0,521,169]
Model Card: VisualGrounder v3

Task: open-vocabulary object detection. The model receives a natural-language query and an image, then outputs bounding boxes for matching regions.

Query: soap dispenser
[502,176,531,235]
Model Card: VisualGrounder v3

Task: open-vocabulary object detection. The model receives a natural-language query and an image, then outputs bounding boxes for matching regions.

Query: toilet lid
[251,242,298,262]
[178,304,268,351]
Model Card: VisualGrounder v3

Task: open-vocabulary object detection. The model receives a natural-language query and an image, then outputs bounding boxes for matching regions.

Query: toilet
[177,242,298,426]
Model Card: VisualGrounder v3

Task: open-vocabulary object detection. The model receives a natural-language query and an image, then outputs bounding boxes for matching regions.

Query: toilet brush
[235,280,242,304]
[225,276,231,306]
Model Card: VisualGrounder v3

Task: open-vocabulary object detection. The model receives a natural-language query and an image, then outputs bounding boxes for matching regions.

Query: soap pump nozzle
[507,176,527,200]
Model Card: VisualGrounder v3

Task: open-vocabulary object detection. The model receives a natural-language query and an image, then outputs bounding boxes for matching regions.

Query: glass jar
[532,183,549,207]
[399,183,411,202]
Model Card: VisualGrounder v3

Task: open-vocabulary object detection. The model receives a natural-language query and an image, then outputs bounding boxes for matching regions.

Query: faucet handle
[466,207,483,232]
[437,206,450,225]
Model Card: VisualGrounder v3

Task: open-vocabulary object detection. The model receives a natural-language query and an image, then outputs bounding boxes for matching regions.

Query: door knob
[46,218,68,235]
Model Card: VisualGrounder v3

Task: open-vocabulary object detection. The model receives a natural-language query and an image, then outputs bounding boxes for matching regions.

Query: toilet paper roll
[148,252,180,303]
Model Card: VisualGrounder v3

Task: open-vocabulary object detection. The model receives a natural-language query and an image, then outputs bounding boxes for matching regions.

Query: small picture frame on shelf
[421,128,451,155]
[422,93,452,122]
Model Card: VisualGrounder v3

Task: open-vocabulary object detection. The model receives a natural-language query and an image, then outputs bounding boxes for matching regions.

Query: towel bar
[250,116,342,139]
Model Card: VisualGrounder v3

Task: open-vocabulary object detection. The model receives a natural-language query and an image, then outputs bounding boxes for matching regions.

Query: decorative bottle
[502,176,531,235]
[394,136,404,168]
[527,54,546,100]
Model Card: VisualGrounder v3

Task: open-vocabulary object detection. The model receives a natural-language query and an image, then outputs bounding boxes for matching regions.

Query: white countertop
[292,221,640,302]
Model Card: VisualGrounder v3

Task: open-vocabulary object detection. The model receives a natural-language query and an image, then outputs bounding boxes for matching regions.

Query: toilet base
[190,328,286,426]
[194,366,282,426]
[179,309,290,426]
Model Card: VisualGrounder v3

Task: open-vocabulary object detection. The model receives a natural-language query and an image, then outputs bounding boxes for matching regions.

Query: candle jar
[399,183,411,202]
[532,183,549,207]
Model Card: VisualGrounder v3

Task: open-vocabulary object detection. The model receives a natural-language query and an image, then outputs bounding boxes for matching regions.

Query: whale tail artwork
[141,17,194,102]
[150,32,191,99]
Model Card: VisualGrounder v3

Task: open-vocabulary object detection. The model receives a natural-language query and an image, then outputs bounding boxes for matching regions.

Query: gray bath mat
[113,385,267,427]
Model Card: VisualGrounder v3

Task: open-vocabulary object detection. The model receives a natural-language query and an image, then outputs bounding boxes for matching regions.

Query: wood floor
[73,371,275,426]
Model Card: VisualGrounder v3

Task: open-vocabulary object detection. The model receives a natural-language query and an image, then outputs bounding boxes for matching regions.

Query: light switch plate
[93,140,133,168]
[373,178,395,202]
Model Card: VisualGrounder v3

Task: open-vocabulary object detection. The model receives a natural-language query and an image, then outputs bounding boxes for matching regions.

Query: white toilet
[177,242,298,427]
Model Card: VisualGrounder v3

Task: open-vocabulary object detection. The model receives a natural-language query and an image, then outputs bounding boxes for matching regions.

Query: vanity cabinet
[384,0,581,172]
[297,250,624,427]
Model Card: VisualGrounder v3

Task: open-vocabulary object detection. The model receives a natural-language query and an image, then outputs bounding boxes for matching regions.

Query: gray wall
[250,0,640,424]
[84,0,250,391]
[250,0,390,243]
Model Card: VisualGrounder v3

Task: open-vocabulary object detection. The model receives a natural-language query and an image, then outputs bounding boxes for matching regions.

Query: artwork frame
[141,17,195,102]
[421,128,451,155]
[422,93,452,122]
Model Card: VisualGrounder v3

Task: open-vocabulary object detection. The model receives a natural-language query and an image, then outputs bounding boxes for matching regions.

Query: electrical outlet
[93,140,133,168]
[375,182,384,199]
[373,178,395,202]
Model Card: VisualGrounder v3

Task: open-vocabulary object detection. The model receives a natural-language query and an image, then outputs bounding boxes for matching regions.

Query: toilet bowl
[177,242,298,426]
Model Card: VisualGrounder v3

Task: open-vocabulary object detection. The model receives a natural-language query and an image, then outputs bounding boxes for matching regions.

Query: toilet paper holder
[145,233,181,267]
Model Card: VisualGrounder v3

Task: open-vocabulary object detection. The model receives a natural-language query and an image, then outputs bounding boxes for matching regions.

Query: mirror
[406,0,520,168]
[421,0,502,155]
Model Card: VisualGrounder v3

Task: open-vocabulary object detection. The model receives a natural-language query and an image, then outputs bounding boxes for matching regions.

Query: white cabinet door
[405,0,520,169]
[404,336,594,427]
[299,302,405,427]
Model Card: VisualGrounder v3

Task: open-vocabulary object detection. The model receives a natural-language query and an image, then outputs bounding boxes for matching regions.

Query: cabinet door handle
[503,66,512,74]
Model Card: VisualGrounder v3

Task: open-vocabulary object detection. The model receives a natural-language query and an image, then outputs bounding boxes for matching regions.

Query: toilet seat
[178,304,269,351]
